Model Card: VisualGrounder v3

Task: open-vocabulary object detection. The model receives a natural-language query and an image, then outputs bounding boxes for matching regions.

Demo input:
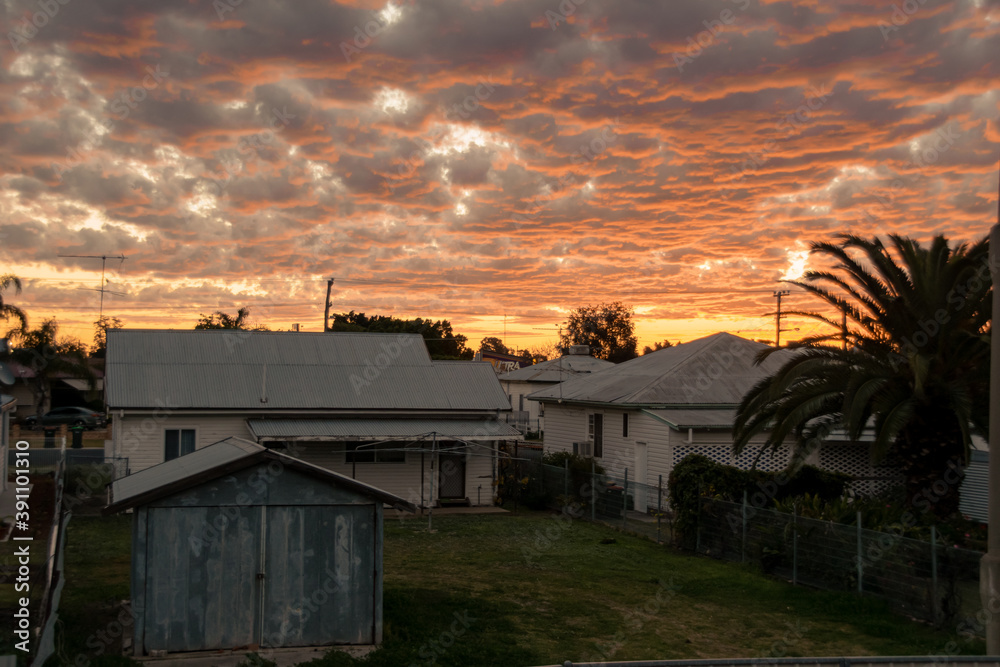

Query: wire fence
[520,460,673,545]
[695,497,983,625]
[521,459,983,627]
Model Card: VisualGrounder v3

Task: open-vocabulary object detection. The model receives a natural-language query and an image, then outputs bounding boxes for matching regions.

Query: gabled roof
[105,329,510,411]
[498,354,614,383]
[528,332,792,407]
[105,436,417,513]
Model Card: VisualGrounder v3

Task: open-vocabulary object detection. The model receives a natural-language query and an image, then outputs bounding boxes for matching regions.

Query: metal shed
[105,437,415,656]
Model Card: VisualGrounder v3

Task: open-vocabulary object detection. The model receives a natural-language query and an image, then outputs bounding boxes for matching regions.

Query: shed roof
[248,418,523,441]
[528,332,792,407]
[105,329,509,411]
[498,354,614,383]
[105,436,417,513]
[1,394,14,409]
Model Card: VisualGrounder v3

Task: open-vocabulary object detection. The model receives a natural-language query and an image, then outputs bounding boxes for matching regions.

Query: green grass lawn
[54,511,986,667]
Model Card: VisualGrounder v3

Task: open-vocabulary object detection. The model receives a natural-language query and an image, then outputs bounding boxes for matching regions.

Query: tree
[195,306,269,331]
[528,342,559,363]
[0,274,27,334]
[479,337,509,355]
[642,340,674,355]
[91,315,124,358]
[4,318,95,417]
[559,301,638,363]
[732,234,991,520]
[329,311,474,360]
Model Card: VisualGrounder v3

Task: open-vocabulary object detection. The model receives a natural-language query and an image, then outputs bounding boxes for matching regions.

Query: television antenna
[58,253,127,318]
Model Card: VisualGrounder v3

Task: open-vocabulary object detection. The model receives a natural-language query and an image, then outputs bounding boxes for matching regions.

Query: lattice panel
[671,445,730,467]
[731,445,791,472]
[819,445,901,496]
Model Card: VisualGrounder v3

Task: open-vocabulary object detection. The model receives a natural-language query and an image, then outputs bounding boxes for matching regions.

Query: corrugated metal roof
[247,418,523,441]
[106,436,416,513]
[499,354,614,383]
[528,333,793,407]
[105,329,509,411]
[644,408,737,429]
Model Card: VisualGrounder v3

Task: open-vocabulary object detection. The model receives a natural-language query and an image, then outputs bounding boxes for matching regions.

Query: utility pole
[323,278,334,332]
[58,254,127,319]
[773,290,790,347]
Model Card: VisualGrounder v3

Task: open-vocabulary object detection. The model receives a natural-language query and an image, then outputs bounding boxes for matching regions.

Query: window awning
[247,418,523,442]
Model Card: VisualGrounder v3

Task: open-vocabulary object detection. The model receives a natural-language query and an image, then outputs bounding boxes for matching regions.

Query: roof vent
[567,345,590,356]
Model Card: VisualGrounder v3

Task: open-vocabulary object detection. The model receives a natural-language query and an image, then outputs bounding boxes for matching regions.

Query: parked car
[23,406,107,430]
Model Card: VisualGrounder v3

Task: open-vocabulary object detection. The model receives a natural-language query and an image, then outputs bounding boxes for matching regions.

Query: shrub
[667,454,851,544]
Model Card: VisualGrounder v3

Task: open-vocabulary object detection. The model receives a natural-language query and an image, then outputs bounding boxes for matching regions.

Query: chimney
[567,345,590,356]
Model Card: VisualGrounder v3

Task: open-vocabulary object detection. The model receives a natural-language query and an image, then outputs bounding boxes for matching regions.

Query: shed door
[262,505,376,647]
[144,507,260,653]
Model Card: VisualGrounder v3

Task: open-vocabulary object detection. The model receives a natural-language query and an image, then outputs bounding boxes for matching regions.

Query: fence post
[931,525,939,624]
[742,490,748,564]
[622,468,629,531]
[657,474,663,544]
[792,502,798,586]
[564,459,569,498]
[856,510,863,594]
[696,483,702,553]
[590,459,597,521]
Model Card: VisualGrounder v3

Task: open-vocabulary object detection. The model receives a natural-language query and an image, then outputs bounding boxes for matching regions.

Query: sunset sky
[0,0,997,354]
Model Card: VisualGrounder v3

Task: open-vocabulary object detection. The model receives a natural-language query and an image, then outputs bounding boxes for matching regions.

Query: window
[165,429,196,461]
[622,413,629,438]
[346,442,406,463]
[518,394,524,411]
[592,413,604,458]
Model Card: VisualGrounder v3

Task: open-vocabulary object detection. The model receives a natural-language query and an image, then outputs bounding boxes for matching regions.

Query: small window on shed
[622,413,629,438]
[346,442,406,463]
[164,429,196,461]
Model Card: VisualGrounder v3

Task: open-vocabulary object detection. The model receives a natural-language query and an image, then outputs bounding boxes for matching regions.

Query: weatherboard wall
[290,441,497,507]
[113,413,255,473]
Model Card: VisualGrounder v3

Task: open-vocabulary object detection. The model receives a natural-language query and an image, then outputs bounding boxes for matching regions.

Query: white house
[530,332,894,509]
[498,345,613,432]
[105,329,522,508]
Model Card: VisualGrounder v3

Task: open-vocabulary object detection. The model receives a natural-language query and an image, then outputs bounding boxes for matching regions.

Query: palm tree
[5,318,95,417]
[733,234,991,520]
[0,273,27,333]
